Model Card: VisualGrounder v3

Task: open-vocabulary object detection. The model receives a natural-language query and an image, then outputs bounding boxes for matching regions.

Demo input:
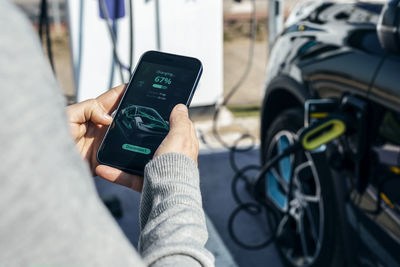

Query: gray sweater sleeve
[0,1,213,266]
[140,154,214,267]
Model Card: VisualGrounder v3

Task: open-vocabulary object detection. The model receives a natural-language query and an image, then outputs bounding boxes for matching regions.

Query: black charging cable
[203,0,284,250]
[199,0,283,250]
[38,0,55,72]
[228,142,302,249]
[98,0,130,84]
[73,0,134,96]
[228,110,353,249]
[212,0,257,151]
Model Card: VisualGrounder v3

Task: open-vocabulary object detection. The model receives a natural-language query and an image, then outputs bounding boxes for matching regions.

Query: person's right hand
[154,104,199,165]
[96,104,198,192]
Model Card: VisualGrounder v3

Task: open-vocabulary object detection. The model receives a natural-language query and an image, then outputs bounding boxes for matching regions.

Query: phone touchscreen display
[98,60,199,172]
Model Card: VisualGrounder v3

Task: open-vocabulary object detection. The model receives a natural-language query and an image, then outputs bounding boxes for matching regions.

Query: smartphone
[97,51,203,175]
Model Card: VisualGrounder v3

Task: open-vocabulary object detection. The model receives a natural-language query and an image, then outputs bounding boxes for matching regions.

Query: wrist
[144,153,199,186]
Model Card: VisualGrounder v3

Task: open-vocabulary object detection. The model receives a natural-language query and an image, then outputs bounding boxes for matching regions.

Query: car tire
[262,108,344,267]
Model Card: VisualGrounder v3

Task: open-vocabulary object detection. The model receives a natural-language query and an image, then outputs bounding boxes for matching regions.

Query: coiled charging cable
[227,115,348,249]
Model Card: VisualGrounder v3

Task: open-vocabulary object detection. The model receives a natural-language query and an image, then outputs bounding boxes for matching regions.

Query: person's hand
[154,104,199,164]
[67,85,143,192]
[96,104,198,192]
[67,85,124,171]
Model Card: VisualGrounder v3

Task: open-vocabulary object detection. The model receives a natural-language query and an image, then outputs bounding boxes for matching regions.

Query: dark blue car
[260,1,400,266]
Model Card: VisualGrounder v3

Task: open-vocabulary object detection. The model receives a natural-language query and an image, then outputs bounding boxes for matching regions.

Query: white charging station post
[268,0,284,49]
[67,0,223,107]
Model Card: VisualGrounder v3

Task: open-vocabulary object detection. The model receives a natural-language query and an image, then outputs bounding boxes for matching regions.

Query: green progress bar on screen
[152,84,168,89]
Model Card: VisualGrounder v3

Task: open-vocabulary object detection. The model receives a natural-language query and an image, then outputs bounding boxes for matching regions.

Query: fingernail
[104,113,113,121]
[176,105,187,112]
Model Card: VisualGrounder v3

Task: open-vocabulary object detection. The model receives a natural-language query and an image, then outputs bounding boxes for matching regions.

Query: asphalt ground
[95,148,284,267]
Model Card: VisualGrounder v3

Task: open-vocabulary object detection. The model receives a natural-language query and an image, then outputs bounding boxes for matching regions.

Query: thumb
[169,104,189,130]
[154,104,198,163]
[85,99,113,125]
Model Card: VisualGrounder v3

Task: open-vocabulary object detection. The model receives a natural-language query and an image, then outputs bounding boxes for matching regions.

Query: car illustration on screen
[116,105,169,140]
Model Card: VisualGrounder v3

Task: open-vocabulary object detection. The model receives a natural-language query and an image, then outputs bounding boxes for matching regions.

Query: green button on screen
[122,144,151,155]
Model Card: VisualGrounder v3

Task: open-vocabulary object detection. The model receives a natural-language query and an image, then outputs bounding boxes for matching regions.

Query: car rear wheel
[262,108,342,267]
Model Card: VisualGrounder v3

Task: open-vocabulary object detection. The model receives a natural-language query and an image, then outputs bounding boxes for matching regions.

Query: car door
[353,35,400,267]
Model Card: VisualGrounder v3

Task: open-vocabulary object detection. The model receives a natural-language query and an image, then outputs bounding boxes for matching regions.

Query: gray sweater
[0,1,214,266]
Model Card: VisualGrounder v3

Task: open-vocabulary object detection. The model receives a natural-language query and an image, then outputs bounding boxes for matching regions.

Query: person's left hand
[67,85,143,192]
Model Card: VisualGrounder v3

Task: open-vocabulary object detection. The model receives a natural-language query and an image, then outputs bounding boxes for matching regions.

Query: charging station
[67,0,223,106]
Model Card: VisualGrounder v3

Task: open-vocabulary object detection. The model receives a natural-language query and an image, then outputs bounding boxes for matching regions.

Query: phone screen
[98,51,202,174]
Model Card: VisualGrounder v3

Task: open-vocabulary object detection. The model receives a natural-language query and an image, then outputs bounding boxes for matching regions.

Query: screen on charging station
[99,61,198,171]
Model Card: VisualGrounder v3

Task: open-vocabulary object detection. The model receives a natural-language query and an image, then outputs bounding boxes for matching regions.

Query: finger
[83,99,113,126]
[154,104,198,162]
[95,165,143,192]
[96,84,126,113]
[169,104,190,131]
[170,104,188,121]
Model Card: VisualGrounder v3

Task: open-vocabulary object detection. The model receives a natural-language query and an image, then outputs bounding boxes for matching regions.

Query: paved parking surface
[198,148,283,267]
[95,148,283,267]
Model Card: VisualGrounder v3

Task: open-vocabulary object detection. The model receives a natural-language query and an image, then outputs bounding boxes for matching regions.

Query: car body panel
[265,2,385,100]
[261,1,400,266]
[370,54,400,112]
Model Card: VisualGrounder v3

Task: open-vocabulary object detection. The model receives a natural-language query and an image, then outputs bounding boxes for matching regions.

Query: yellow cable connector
[310,112,329,119]
[301,119,346,151]
[380,193,395,209]
[389,166,400,175]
